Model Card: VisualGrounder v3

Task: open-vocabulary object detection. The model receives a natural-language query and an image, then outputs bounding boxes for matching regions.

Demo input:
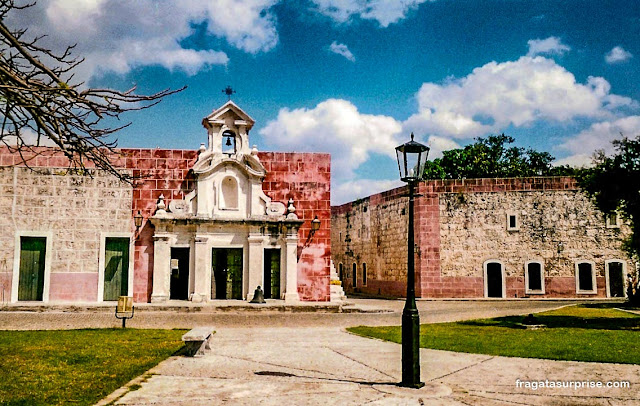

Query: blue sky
[12,0,640,204]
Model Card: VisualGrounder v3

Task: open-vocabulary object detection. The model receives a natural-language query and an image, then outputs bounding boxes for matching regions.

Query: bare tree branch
[0,0,185,182]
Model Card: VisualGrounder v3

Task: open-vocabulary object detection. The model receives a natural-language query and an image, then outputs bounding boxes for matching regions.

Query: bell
[225,136,232,146]
[250,286,266,304]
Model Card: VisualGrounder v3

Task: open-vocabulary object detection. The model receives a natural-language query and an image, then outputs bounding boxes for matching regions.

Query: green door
[103,238,130,301]
[263,249,280,299]
[212,248,243,300]
[18,237,46,301]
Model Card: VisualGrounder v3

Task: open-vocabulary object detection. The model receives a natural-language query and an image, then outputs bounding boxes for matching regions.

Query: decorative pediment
[202,101,255,131]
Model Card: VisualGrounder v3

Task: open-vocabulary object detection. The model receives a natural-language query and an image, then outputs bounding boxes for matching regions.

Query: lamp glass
[311,216,321,231]
[395,133,429,183]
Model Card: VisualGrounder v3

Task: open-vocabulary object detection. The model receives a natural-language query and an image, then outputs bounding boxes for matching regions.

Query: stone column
[191,236,209,302]
[246,233,265,301]
[284,230,300,303]
[151,235,170,303]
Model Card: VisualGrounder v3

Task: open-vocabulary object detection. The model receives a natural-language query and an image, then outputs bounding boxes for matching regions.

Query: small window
[362,263,367,286]
[506,212,519,231]
[338,263,343,282]
[575,261,597,294]
[606,212,620,228]
[525,261,544,294]
[352,263,357,288]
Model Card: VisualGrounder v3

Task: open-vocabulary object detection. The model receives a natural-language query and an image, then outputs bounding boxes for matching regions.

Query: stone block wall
[0,147,331,303]
[332,177,632,298]
[0,166,132,303]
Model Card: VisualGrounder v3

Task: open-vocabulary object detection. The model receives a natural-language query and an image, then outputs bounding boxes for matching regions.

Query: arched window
[220,176,238,209]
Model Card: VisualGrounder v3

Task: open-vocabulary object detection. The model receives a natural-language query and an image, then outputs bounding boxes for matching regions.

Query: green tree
[423,134,576,179]
[578,136,640,305]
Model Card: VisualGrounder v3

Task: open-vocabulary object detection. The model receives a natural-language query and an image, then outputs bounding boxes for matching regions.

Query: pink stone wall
[48,272,99,302]
[332,177,625,299]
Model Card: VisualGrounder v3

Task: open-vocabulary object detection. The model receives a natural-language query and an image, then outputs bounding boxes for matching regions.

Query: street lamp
[395,132,429,388]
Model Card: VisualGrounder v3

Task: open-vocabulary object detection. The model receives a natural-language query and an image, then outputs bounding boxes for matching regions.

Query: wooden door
[212,248,243,300]
[18,237,46,301]
[103,238,130,301]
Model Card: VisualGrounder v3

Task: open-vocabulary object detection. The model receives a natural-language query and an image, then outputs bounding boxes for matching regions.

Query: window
[362,263,367,286]
[575,261,597,294]
[606,212,620,228]
[506,212,519,231]
[525,261,545,294]
[338,263,343,282]
[352,263,357,288]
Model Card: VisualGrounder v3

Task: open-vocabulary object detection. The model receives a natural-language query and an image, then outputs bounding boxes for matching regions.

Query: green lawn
[348,305,640,364]
[0,329,186,406]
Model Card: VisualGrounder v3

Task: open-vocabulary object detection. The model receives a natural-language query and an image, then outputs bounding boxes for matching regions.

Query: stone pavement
[64,299,634,406]
[102,326,640,406]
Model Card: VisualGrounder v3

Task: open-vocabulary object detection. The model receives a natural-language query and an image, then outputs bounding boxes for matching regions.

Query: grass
[0,329,186,406]
[348,305,640,364]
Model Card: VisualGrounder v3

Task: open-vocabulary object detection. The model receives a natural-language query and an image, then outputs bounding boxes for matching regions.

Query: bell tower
[201,100,254,156]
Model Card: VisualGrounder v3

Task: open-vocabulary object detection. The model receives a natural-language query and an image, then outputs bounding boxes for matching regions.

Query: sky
[9,0,640,205]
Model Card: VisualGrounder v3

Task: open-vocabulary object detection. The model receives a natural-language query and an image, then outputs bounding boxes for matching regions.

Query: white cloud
[404,56,634,139]
[311,0,432,27]
[333,178,404,205]
[526,37,571,57]
[558,115,640,166]
[329,41,355,62]
[605,46,633,64]
[426,135,460,159]
[259,99,402,180]
[7,0,279,81]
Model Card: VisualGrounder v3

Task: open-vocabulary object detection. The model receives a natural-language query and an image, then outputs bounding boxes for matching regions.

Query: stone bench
[182,326,215,357]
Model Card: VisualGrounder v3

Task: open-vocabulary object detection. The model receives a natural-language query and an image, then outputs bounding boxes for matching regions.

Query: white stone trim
[575,260,597,294]
[524,260,545,294]
[605,259,627,298]
[483,259,506,298]
[97,232,134,302]
[12,231,53,303]
[605,212,621,229]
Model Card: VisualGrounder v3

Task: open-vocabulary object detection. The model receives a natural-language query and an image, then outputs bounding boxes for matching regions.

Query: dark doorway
[103,237,130,301]
[212,248,243,300]
[486,262,503,298]
[170,247,190,300]
[608,262,625,297]
[527,262,542,291]
[578,262,594,292]
[18,237,46,301]
[263,249,281,299]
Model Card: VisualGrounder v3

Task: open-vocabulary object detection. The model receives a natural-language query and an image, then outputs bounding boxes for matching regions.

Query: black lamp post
[395,132,429,388]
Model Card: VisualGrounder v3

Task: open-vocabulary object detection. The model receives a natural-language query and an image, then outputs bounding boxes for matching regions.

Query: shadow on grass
[460,314,640,330]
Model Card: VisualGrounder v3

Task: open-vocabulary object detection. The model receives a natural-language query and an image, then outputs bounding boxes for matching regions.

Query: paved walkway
[105,326,640,405]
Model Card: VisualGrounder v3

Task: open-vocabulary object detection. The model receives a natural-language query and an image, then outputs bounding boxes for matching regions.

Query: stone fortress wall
[332,177,632,298]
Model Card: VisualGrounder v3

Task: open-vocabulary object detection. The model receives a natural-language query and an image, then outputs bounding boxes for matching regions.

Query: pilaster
[151,235,170,302]
[191,236,210,302]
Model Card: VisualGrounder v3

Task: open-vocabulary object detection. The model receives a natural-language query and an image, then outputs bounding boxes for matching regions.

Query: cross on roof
[222,85,236,100]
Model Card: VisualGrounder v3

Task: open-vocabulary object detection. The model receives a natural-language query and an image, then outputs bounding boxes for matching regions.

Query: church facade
[0,101,331,304]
